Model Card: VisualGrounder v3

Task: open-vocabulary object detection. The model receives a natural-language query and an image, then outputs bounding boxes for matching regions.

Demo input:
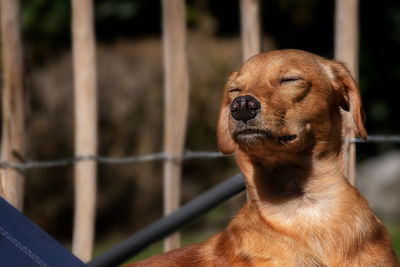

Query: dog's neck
[235,146,346,212]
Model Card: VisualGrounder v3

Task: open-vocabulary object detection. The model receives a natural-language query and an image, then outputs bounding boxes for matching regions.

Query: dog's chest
[236,226,328,266]
[236,246,327,267]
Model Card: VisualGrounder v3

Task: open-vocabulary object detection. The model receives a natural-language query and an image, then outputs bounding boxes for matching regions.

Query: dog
[129,50,399,266]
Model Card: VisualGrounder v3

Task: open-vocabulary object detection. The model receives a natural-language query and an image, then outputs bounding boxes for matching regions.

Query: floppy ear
[217,72,238,154]
[329,61,368,141]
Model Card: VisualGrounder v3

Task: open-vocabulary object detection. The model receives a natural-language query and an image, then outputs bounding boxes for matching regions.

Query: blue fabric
[0,197,85,267]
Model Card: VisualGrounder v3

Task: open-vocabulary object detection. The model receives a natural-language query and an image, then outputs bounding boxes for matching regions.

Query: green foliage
[96,0,139,20]
[387,224,400,259]
[22,0,70,37]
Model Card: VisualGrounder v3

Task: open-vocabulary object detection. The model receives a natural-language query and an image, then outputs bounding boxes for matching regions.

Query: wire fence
[0,135,399,171]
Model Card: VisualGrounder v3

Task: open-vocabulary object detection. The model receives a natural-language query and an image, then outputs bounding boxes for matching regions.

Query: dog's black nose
[230,95,260,123]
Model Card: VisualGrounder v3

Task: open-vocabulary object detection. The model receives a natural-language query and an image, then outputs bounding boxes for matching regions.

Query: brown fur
[128,50,399,266]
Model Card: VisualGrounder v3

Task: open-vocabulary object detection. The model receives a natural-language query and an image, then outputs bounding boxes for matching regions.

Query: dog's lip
[233,129,297,144]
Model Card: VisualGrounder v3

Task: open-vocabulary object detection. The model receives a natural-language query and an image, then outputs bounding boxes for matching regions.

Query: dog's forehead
[240,50,322,75]
[230,50,334,91]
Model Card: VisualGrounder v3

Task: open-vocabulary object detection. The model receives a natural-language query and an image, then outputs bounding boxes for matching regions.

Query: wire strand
[0,151,228,170]
[0,135,398,170]
[351,135,400,143]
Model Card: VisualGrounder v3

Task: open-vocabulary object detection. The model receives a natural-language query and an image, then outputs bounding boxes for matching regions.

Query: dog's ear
[328,61,368,141]
[217,72,238,154]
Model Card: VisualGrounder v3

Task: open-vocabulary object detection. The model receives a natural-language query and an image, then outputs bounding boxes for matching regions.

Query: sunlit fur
[128,50,399,266]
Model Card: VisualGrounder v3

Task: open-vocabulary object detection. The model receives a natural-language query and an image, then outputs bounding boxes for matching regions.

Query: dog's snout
[230,95,260,123]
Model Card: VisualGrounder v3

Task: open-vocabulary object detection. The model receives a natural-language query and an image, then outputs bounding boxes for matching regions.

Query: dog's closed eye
[280,76,303,84]
[229,88,241,93]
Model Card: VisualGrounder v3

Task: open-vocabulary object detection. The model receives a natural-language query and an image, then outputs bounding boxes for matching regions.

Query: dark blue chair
[0,197,85,266]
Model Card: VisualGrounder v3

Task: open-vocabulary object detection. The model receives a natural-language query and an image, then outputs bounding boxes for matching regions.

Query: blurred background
[9,0,400,258]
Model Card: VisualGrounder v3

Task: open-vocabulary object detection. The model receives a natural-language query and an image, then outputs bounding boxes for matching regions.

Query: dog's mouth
[233,129,297,144]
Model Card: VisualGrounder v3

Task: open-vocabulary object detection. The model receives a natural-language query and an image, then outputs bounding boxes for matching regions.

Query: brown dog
[130,50,399,266]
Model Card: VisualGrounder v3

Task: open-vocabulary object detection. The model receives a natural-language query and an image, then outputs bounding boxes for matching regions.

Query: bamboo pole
[71,0,98,261]
[161,0,189,252]
[334,0,358,185]
[0,0,26,211]
[240,0,260,204]
[240,0,261,61]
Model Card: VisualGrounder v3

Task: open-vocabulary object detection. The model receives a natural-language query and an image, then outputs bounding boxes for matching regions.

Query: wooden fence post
[240,0,261,61]
[335,0,359,185]
[0,0,26,211]
[161,0,189,252]
[71,0,98,261]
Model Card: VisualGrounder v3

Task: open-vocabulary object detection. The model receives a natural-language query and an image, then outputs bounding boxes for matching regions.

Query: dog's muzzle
[230,95,260,123]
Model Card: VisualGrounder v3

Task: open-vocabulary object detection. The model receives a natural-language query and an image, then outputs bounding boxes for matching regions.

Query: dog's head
[217,49,367,158]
